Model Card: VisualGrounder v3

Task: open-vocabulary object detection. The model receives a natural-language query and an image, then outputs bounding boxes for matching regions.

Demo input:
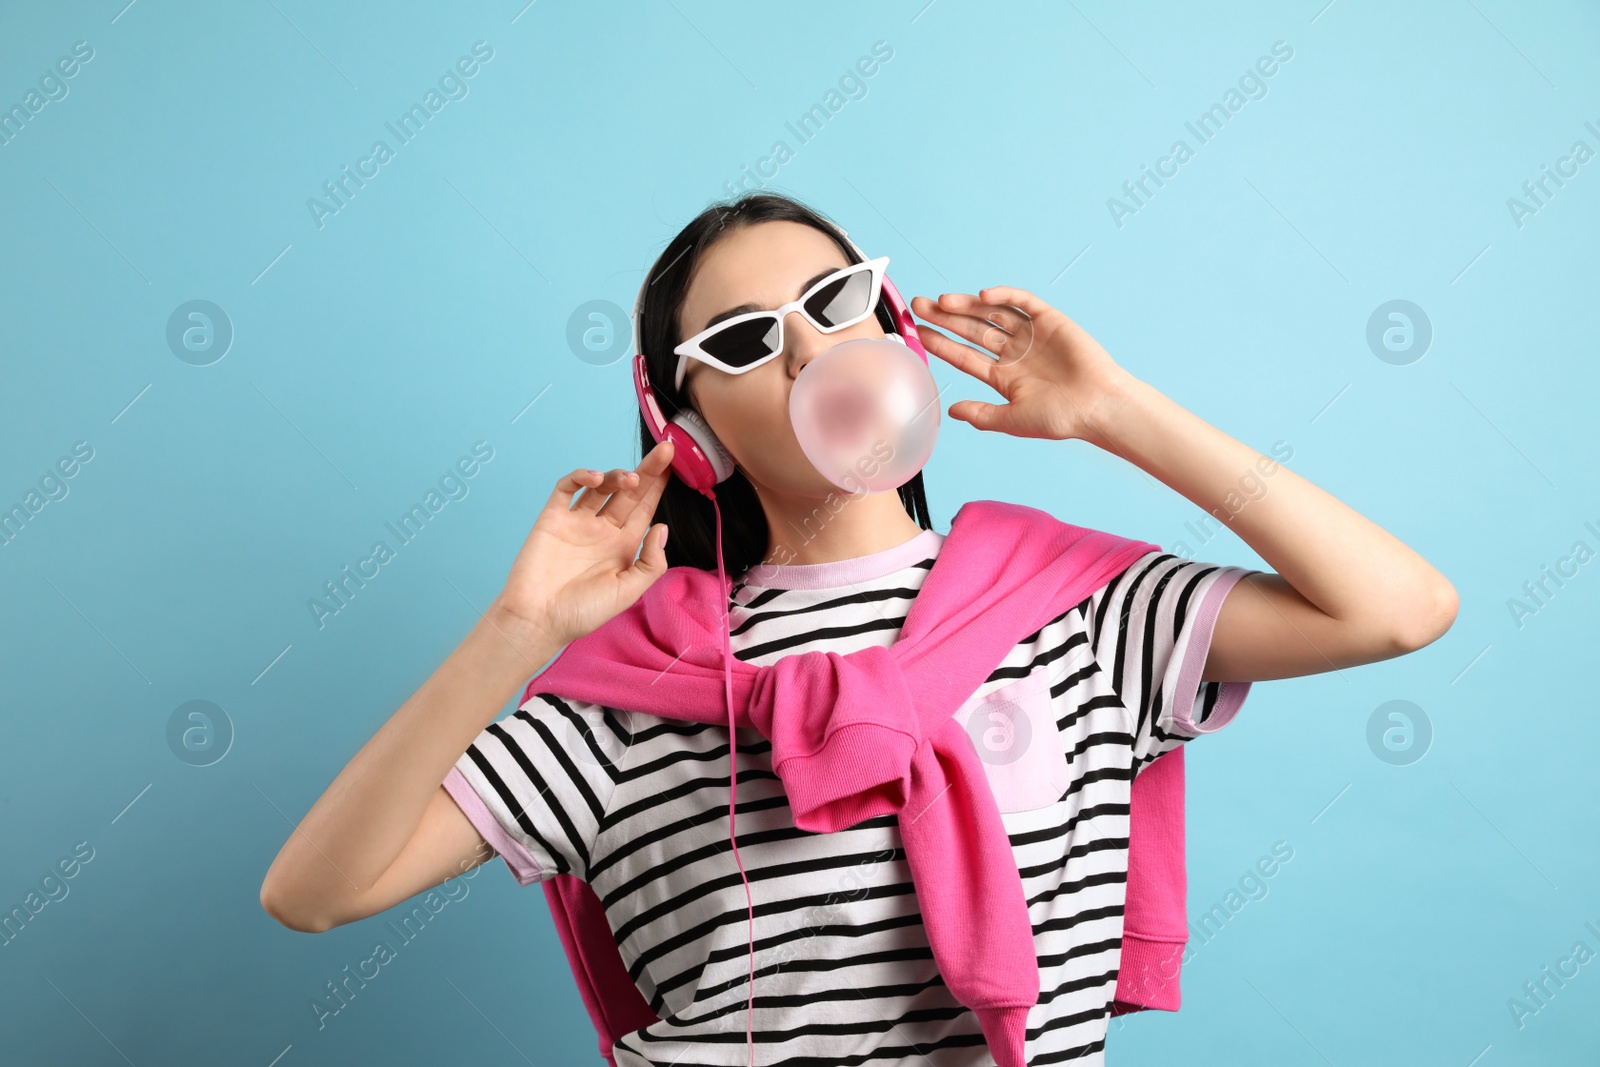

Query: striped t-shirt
[442,524,1257,1066]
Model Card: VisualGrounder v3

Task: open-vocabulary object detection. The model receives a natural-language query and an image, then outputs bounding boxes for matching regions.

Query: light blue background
[3,1,1597,1064]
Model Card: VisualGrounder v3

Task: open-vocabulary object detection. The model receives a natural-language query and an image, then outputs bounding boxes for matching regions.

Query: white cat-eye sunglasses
[672,256,890,390]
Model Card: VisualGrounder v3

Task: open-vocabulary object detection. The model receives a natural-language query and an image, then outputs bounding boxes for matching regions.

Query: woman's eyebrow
[699,267,842,333]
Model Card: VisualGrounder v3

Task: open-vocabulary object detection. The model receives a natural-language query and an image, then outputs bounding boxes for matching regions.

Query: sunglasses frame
[672,255,890,390]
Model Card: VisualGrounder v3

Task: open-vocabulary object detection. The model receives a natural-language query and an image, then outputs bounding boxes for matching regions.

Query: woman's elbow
[1393,577,1459,652]
[260,876,334,934]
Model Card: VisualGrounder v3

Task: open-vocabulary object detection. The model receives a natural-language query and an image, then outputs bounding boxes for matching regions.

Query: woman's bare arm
[260,441,676,933]
[908,287,1458,682]
[259,607,560,932]
[1080,372,1459,681]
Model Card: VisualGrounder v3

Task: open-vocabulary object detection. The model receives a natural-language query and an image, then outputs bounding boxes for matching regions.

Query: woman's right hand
[494,438,677,651]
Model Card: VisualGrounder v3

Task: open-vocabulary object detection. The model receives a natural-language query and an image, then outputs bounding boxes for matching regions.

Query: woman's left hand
[910,287,1134,445]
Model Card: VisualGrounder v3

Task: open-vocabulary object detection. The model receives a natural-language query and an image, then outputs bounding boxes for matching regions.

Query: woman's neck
[756,487,927,567]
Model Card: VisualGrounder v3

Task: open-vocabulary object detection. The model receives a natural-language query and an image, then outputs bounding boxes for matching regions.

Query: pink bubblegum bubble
[789,337,940,493]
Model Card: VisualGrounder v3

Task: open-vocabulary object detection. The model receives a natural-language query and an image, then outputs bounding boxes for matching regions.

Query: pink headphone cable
[708,493,757,1067]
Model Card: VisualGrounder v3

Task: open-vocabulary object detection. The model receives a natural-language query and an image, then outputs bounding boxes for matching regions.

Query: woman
[261,193,1458,1064]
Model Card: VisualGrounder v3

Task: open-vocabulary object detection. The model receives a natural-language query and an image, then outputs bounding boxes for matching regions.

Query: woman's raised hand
[910,287,1134,446]
[494,438,677,650]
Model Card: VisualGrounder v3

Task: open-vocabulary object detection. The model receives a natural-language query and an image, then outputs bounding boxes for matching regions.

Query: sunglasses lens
[689,264,879,374]
[804,267,876,328]
[699,316,782,369]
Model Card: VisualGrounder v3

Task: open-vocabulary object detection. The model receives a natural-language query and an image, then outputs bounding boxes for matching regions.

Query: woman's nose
[783,309,833,378]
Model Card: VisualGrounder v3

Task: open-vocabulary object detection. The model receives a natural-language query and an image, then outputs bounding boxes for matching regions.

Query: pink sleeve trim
[1172,567,1255,735]
[442,764,545,887]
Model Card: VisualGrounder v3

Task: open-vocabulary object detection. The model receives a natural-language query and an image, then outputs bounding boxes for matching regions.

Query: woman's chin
[749,465,860,501]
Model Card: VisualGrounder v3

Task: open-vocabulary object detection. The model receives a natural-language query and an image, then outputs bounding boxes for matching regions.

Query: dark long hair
[636,192,933,576]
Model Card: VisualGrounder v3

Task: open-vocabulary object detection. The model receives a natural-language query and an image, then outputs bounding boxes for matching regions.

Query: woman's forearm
[1081,371,1453,632]
[260,601,558,929]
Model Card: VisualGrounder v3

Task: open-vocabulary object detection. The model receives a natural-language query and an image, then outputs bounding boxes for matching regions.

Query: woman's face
[677,220,888,499]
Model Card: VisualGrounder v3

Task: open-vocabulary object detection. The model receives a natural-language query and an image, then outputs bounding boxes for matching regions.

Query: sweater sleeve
[1085,551,1260,771]
[441,693,628,885]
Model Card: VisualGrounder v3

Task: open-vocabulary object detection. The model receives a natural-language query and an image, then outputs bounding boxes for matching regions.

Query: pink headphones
[631,229,930,500]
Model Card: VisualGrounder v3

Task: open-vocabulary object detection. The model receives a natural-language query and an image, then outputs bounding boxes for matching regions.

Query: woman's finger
[914,320,1002,390]
[949,397,1021,435]
[912,294,1028,362]
[573,467,636,514]
[549,467,607,512]
[930,293,1032,337]
[911,294,1001,343]
[632,439,676,515]
[616,521,670,603]
[587,477,634,524]
[912,291,992,324]
[974,285,1056,321]
[596,439,675,529]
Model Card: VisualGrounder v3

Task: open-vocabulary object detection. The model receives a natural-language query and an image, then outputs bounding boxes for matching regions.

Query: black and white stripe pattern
[448,544,1255,1065]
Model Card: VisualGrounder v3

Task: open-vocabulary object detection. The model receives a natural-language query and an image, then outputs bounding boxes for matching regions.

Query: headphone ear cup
[635,351,731,499]
[877,274,930,366]
[669,407,736,492]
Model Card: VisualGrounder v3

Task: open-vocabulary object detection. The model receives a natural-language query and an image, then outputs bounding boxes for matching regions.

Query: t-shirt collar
[739,527,944,590]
